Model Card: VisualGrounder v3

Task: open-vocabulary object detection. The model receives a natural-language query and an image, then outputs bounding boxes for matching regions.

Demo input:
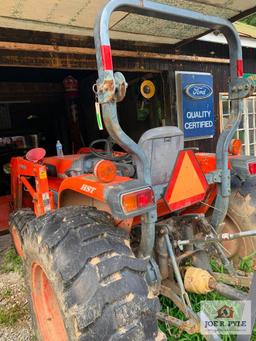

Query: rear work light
[248,162,256,175]
[229,139,242,156]
[121,187,154,214]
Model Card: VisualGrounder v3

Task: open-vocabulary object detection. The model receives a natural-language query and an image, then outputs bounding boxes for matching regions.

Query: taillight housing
[121,187,154,214]
[248,162,256,175]
[230,156,256,180]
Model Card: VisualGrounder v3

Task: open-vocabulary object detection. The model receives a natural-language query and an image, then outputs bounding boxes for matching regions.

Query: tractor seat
[135,126,184,186]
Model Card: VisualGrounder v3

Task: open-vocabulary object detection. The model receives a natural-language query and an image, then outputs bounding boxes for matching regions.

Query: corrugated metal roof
[0,0,255,45]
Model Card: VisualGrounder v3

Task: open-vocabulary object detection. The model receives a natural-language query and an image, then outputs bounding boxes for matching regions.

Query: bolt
[159,228,166,235]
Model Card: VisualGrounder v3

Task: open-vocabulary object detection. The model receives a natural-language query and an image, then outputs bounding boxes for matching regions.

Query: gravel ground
[0,245,34,341]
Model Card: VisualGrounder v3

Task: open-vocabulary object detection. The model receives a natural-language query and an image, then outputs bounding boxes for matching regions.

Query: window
[220,93,256,156]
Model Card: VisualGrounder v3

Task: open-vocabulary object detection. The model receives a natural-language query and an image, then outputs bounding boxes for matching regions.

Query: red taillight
[248,162,256,175]
[121,188,154,214]
[137,190,154,208]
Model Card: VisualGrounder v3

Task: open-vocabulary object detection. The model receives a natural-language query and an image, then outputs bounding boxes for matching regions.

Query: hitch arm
[176,229,256,249]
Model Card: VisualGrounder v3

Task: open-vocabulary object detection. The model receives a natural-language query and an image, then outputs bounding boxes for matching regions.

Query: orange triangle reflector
[164,150,208,212]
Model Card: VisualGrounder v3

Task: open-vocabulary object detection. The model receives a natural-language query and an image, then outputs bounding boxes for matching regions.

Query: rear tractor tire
[15,206,163,341]
[9,208,34,257]
[218,176,256,266]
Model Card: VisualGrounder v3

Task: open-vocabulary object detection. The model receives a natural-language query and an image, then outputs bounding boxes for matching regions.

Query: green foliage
[0,248,23,274]
[159,290,233,341]
[240,14,256,26]
[239,251,256,273]
[210,258,225,273]
[30,336,38,341]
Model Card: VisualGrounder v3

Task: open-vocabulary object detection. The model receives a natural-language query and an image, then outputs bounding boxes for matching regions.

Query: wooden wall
[0,27,254,152]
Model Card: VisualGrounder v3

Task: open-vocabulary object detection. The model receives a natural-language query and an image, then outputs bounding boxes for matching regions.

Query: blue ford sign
[176,72,215,140]
[185,83,213,100]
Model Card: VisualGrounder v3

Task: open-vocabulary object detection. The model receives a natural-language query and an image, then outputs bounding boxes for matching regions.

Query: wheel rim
[219,215,247,259]
[31,263,68,341]
[11,227,23,257]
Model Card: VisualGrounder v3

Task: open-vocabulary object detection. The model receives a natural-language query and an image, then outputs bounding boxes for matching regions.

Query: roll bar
[95,0,243,80]
[93,0,253,255]
[94,0,245,186]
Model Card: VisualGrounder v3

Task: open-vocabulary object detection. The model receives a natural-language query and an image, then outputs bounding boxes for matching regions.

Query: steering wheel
[89,138,131,162]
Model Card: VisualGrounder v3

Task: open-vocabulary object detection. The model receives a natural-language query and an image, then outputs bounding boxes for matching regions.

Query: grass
[239,251,256,273]
[1,288,12,299]
[0,247,23,275]
[159,292,232,341]
[0,246,254,337]
[0,304,28,327]
[159,255,255,341]
[0,247,27,326]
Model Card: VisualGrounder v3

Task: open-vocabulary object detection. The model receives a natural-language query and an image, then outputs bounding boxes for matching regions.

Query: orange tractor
[5,1,256,340]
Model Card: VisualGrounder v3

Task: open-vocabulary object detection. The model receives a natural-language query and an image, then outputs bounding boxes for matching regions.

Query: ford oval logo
[185,83,213,100]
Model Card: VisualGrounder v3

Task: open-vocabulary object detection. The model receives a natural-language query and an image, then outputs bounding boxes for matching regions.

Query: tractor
[5,0,256,340]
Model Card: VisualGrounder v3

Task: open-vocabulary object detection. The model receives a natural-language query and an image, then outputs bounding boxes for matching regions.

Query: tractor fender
[59,189,133,231]
[59,188,109,212]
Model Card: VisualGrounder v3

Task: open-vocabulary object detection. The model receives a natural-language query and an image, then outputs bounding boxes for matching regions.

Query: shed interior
[0,67,163,196]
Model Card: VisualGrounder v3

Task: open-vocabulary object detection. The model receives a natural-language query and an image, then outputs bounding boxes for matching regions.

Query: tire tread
[20,206,160,340]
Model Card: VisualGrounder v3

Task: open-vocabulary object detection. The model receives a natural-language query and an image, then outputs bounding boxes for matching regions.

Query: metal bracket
[145,257,162,294]
[97,71,127,104]
[229,78,255,100]
[114,72,127,102]
[205,170,222,184]
[164,232,192,315]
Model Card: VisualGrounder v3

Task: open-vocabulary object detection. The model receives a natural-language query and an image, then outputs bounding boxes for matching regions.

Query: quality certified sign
[176,71,215,140]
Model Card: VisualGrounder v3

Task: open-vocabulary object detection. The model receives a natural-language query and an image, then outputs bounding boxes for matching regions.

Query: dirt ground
[0,234,34,341]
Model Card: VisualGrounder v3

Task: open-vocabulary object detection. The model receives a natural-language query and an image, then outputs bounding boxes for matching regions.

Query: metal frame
[10,157,54,216]
[93,0,253,256]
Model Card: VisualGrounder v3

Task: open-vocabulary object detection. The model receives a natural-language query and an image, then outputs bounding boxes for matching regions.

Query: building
[0,1,255,197]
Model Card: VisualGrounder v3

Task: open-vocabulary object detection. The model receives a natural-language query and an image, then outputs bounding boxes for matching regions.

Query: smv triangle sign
[164,150,208,212]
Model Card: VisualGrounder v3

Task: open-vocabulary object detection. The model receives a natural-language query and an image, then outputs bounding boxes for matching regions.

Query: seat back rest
[135,126,184,186]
